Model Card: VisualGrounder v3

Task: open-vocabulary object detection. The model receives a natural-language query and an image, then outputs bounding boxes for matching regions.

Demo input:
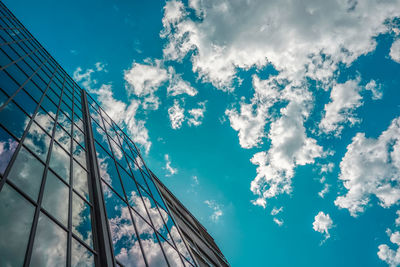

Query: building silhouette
[0,2,228,266]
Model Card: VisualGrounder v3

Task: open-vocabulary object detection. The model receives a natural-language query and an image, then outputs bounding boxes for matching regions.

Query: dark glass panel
[73,141,86,168]
[49,142,70,183]
[72,192,93,248]
[35,108,55,135]
[131,210,168,266]
[0,126,18,175]
[13,88,37,116]
[0,70,19,96]
[46,86,60,104]
[5,64,27,88]
[42,170,69,226]
[0,183,35,267]
[60,101,72,119]
[23,121,51,161]
[30,213,67,267]
[73,160,89,201]
[24,79,43,102]
[0,100,29,139]
[101,183,146,267]
[0,87,8,106]
[40,96,58,120]
[71,238,95,267]
[96,142,124,198]
[54,123,71,153]
[8,146,44,200]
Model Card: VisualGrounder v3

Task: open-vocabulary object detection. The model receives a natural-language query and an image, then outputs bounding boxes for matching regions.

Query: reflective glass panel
[49,143,70,183]
[35,108,55,135]
[160,236,184,267]
[42,170,69,226]
[73,141,86,169]
[8,146,44,200]
[23,121,51,161]
[13,89,37,116]
[71,238,95,267]
[0,126,18,175]
[0,100,29,139]
[0,183,35,267]
[72,192,93,248]
[30,213,67,267]
[73,160,89,201]
[54,123,71,153]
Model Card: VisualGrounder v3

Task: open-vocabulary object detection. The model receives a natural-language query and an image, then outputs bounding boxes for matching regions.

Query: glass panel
[73,141,86,168]
[73,160,89,201]
[72,193,93,248]
[0,100,29,139]
[73,126,85,149]
[8,146,44,200]
[54,123,71,153]
[71,238,95,267]
[96,142,124,198]
[35,108,55,135]
[24,80,44,103]
[49,143,70,183]
[23,121,51,161]
[170,225,193,264]
[91,119,110,154]
[58,112,72,135]
[0,126,18,175]
[160,236,184,267]
[102,183,146,267]
[0,183,35,267]
[40,96,58,120]
[132,210,168,266]
[13,89,37,116]
[42,170,69,226]
[128,159,147,190]
[30,213,67,267]
[140,187,165,234]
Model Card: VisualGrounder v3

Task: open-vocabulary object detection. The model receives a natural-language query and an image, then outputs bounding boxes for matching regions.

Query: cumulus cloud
[187,101,206,126]
[167,66,198,97]
[318,184,330,199]
[390,39,400,63]
[313,211,333,240]
[396,210,400,227]
[335,117,400,216]
[124,59,168,110]
[161,0,400,91]
[204,200,223,222]
[378,230,400,267]
[365,80,383,100]
[168,99,185,129]
[164,154,178,176]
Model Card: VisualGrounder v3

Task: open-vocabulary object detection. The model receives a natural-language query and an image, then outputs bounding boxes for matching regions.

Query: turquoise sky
[5,0,400,266]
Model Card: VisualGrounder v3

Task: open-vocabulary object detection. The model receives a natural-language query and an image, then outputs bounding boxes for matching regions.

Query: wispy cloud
[164,154,178,176]
[204,200,223,222]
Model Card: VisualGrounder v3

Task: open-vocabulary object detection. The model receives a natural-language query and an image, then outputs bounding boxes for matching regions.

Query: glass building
[0,2,228,267]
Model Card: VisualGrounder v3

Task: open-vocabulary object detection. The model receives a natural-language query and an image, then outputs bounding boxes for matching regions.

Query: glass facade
[0,2,227,267]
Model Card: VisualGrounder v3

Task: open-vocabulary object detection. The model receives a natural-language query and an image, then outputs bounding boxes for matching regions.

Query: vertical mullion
[22,65,60,267]
[81,90,114,267]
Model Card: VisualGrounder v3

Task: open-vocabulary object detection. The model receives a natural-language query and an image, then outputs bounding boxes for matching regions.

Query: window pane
[0,183,35,267]
[54,123,71,153]
[14,89,37,116]
[72,160,89,201]
[0,100,29,139]
[35,108,55,135]
[8,147,44,200]
[102,184,146,267]
[30,213,67,267]
[49,143,70,183]
[73,141,86,168]
[42,170,69,226]
[0,126,18,175]
[160,237,184,267]
[72,193,93,248]
[71,238,95,267]
[23,121,51,161]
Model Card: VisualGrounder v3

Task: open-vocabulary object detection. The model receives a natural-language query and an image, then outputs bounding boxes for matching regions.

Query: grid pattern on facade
[0,3,96,266]
[0,1,210,266]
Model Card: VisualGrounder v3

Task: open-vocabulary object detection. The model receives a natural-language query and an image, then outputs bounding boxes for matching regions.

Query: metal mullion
[0,53,51,111]
[81,90,114,267]
[0,64,58,192]
[67,79,75,267]
[22,64,64,267]
[98,111,150,267]
[0,36,34,47]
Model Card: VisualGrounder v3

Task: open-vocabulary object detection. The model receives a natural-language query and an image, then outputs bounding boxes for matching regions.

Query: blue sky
[5,0,400,266]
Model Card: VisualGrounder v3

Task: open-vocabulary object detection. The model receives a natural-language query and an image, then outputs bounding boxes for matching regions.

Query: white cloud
[168,99,185,129]
[320,162,335,174]
[335,117,400,217]
[271,207,283,216]
[273,218,284,227]
[396,210,400,227]
[188,101,206,126]
[365,80,383,100]
[164,154,178,176]
[204,200,223,222]
[167,66,198,97]
[390,39,400,63]
[318,184,330,198]
[319,78,363,135]
[378,230,400,267]
[161,0,400,91]
[313,211,333,240]
[124,59,168,110]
